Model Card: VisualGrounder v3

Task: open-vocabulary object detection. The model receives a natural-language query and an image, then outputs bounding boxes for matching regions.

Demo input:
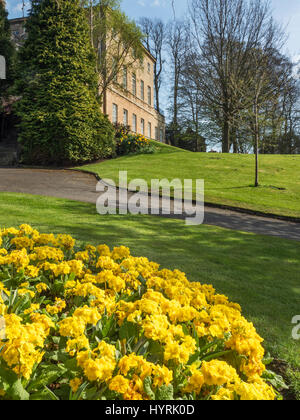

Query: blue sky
[6,0,300,57]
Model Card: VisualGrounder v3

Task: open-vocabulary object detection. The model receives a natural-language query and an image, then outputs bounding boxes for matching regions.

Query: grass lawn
[77,141,300,219]
[0,192,299,396]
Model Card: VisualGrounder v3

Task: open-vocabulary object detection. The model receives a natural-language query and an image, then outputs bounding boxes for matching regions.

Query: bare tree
[176,53,209,151]
[235,47,290,186]
[139,18,165,113]
[188,0,283,154]
[254,55,299,155]
[166,20,190,145]
[278,63,300,154]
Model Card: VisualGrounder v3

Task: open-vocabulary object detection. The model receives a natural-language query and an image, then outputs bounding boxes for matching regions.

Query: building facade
[9,16,166,143]
[105,50,165,142]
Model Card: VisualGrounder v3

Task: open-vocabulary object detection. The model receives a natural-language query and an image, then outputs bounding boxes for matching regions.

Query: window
[148,122,152,138]
[141,118,145,135]
[112,59,118,82]
[132,47,138,59]
[140,80,144,101]
[112,104,118,124]
[123,109,128,126]
[147,86,152,106]
[123,67,127,89]
[148,62,151,73]
[132,114,137,132]
[155,127,159,141]
[160,129,164,143]
[132,73,137,96]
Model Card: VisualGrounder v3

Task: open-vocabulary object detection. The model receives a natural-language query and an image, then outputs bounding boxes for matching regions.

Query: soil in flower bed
[269,360,298,400]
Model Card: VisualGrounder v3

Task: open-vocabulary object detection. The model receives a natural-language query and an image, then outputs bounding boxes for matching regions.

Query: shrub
[114,124,155,156]
[0,225,282,400]
[117,132,155,156]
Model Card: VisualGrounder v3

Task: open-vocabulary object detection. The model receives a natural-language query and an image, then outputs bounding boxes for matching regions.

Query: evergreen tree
[16,0,114,165]
[0,1,15,98]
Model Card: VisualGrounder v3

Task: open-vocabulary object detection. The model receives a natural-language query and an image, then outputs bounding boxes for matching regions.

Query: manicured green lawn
[0,192,299,396]
[77,142,300,218]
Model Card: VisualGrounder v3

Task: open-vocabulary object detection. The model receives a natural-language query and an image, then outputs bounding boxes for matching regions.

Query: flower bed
[116,127,155,156]
[0,225,280,400]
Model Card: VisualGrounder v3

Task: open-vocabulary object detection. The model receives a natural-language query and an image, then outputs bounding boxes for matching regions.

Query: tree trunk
[255,134,259,187]
[90,1,94,47]
[222,119,230,153]
[100,3,107,114]
[232,127,238,153]
[254,102,259,187]
[154,63,160,112]
[103,89,107,115]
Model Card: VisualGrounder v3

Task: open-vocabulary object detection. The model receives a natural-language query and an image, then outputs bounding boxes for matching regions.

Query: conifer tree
[16,0,114,165]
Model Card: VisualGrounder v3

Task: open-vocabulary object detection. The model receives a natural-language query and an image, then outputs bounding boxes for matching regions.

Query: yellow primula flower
[109,375,130,395]
[46,298,66,315]
[70,378,83,393]
[35,282,48,293]
[201,360,240,387]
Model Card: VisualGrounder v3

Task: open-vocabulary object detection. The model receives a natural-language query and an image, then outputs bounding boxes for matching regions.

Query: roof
[8,17,27,24]
[142,45,156,63]
[9,17,156,63]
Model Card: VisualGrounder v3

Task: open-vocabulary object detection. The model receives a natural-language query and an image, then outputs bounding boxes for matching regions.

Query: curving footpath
[0,168,300,241]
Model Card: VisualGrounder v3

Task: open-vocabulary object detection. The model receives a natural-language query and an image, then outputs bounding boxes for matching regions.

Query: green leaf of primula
[144,377,155,400]
[27,364,67,392]
[155,384,174,401]
[7,379,30,401]
[63,357,82,377]
[30,389,56,401]
[102,315,116,338]
[262,370,289,390]
[0,363,19,386]
[0,362,23,396]
[119,321,138,341]
[42,386,60,401]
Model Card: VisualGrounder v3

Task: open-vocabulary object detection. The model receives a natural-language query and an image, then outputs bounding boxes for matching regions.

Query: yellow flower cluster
[119,133,150,146]
[0,225,277,401]
[112,354,173,400]
[117,131,152,156]
[1,313,54,379]
[77,341,117,383]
